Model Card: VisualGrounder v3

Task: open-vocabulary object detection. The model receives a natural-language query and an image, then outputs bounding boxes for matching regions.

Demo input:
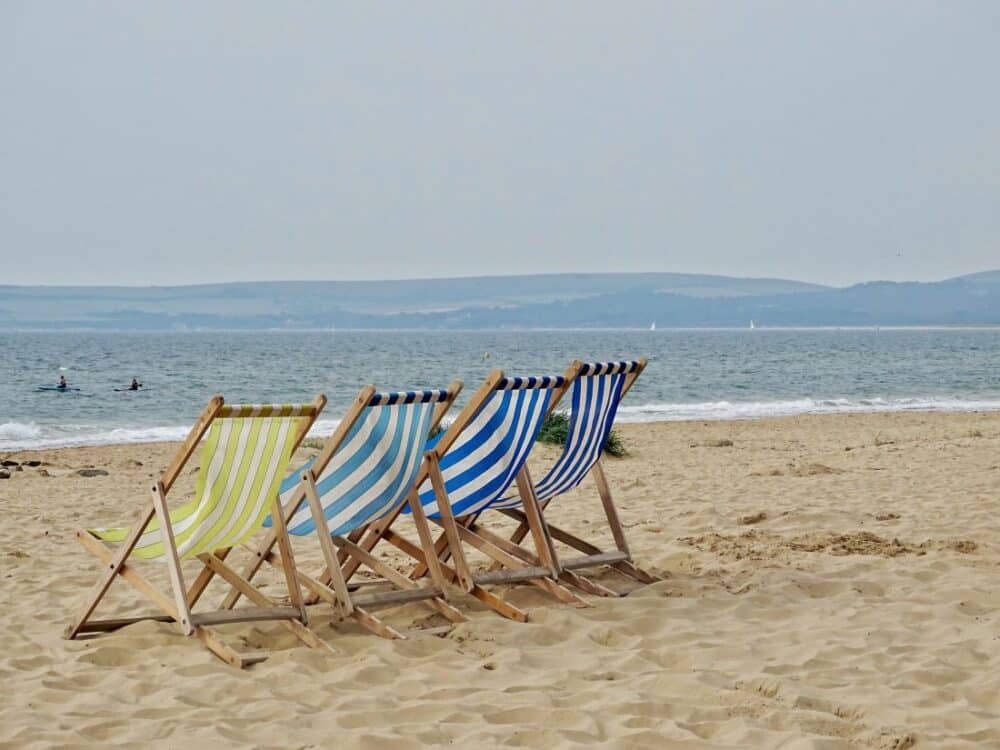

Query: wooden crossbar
[189,607,300,627]
[351,587,445,609]
[559,551,629,570]
[73,615,176,634]
[473,567,551,585]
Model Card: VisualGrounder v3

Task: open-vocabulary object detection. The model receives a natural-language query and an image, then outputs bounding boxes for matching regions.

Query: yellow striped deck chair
[64,395,334,668]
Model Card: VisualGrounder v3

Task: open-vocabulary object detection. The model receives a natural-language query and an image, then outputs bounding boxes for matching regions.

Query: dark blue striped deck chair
[221,383,466,640]
[350,369,589,622]
[489,359,659,595]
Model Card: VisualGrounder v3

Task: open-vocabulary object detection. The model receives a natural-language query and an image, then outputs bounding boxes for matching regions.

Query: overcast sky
[2,2,997,287]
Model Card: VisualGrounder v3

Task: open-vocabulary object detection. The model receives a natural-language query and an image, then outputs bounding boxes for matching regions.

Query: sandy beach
[2,411,999,749]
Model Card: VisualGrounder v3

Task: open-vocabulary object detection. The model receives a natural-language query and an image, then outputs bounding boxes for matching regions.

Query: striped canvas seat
[410,376,563,519]
[491,361,639,510]
[92,405,313,559]
[272,390,450,537]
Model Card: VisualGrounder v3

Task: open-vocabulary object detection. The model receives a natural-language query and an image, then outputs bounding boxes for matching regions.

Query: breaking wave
[0,418,343,452]
[617,396,1000,422]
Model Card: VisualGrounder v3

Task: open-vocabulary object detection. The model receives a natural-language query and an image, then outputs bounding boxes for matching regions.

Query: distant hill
[952,270,1000,287]
[1,271,998,329]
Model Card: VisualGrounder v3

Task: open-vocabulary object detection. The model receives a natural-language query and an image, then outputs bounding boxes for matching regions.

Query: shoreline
[5,406,998,457]
[6,402,1000,455]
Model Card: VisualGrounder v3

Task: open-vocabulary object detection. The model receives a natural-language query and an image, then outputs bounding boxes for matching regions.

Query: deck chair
[490,359,660,594]
[352,369,590,622]
[64,396,334,668]
[221,384,467,640]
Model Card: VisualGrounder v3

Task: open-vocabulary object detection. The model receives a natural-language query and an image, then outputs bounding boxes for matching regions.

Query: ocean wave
[0,418,344,452]
[617,396,1000,422]
[0,423,192,452]
[0,421,43,442]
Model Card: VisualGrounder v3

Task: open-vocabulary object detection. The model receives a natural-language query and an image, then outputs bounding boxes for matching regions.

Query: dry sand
[2,411,999,749]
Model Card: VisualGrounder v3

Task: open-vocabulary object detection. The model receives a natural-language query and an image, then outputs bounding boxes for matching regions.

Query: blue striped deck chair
[222,383,465,640]
[353,369,590,622]
[65,396,334,668]
[491,359,659,595]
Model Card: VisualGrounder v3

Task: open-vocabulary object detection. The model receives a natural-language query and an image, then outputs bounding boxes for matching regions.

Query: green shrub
[536,412,627,457]
[602,429,627,458]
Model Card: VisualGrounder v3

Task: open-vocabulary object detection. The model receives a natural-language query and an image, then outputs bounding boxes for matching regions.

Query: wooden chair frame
[347,369,591,623]
[222,383,470,640]
[64,395,335,668]
[496,357,660,594]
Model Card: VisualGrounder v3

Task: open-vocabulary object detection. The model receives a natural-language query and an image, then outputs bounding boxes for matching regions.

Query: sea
[1,329,999,452]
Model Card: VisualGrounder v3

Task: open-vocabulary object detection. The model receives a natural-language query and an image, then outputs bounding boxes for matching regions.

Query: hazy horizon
[2,266,999,291]
[3,3,998,287]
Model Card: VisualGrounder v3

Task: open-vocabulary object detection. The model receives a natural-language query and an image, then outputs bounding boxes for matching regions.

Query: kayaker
[58,375,67,390]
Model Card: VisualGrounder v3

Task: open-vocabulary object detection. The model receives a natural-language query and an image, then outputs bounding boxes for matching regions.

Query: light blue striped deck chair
[367,369,591,622]
[490,359,659,595]
[223,383,466,640]
[65,395,335,668]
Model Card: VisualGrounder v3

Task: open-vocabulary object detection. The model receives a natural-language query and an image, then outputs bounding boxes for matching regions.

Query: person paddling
[58,375,67,390]
[128,377,142,391]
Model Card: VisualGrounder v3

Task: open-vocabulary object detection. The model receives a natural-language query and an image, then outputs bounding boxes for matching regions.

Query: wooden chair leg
[407,486,451,597]
[271,488,307,622]
[426,454,475,591]
[195,627,268,669]
[302,472,354,617]
[592,460,631,557]
[467,582,529,622]
[152,483,194,636]
[350,607,407,640]
[515,466,560,578]
[408,526,451,581]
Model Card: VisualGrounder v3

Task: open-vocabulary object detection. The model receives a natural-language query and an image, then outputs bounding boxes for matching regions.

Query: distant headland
[3,270,999,330]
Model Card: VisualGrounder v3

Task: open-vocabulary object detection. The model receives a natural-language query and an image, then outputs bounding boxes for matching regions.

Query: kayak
[38,385,81,392]
[113,388,151,392]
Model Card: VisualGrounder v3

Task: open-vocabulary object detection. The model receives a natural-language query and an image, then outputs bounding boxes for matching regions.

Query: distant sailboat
[649,321,656,331]
[749,320,756,330]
